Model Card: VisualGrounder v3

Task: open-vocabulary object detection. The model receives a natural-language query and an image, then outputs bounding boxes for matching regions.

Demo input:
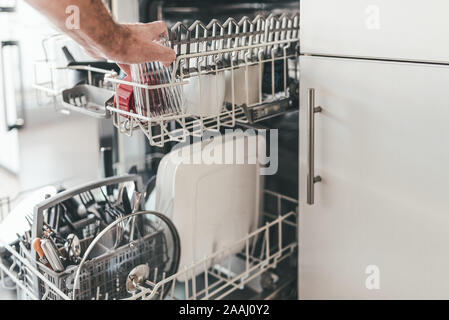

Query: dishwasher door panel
[299,56,449,299]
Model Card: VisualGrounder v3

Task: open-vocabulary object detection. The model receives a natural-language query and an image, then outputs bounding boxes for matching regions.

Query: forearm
[26,0,175,69]
[25,0,129,60]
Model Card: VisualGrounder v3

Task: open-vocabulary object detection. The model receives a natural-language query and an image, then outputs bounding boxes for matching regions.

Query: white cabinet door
[300,0,449,63]
[299,56,449,299]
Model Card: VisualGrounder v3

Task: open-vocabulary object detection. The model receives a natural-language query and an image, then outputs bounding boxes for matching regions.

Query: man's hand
[113,22,176,75]
[25,0,176,75]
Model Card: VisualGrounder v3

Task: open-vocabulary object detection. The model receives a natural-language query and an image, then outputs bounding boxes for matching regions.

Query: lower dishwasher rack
[0,189,297,300]
[126,190,297,300]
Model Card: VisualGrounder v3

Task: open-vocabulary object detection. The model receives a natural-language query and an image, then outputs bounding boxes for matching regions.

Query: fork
[79,191,105,223]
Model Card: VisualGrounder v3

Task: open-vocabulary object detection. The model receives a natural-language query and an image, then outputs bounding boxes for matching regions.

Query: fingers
[117,63,131,76]
[148,21,169,40]
[105,22,175,66]
[149,42,176,66]
[161,61,173,68]
[120,22,169,41]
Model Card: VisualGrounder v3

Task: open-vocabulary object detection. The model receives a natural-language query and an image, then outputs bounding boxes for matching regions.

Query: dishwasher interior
[0,0,299,300]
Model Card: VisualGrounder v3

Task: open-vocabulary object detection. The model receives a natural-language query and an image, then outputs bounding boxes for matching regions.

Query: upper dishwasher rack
[169,13,299,77]
[34,13,299,147]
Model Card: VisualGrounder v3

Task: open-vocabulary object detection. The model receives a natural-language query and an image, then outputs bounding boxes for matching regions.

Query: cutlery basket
[32,226,167,300]
[18,175,147,300]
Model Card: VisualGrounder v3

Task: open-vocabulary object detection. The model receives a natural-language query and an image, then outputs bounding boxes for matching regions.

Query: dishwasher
[0,0,299,300]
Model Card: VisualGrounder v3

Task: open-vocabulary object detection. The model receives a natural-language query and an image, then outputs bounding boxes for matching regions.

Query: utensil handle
[32,238,45,259]
[307,88,322,205]
[32,175,143,240]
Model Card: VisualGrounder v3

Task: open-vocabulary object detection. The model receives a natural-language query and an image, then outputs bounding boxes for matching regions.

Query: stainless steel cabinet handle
[307,88,322,205]
[0,0,16,13]
[1,40,25,131]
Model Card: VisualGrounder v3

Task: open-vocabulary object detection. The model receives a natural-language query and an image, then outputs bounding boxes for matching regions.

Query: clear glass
[130,38,182,117]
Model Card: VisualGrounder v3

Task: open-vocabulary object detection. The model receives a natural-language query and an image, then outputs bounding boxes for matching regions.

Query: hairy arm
[25,0,175,72]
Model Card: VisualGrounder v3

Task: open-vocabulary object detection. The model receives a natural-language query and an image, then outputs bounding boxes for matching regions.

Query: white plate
[155,134,265,280]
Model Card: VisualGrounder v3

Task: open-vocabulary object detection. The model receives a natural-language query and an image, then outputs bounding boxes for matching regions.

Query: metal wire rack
[106,13,299,147]
[1,175,146,300]
[33,13,299,147]
[33,33,118,110]
[124,190,297,300]
[0,189,297,300]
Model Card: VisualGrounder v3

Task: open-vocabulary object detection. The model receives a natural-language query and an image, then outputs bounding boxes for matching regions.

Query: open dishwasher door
[1,0,299,301]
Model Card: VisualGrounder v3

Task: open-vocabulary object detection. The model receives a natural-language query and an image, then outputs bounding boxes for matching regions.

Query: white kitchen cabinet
[300,0,449,63]
[299,55,449,299]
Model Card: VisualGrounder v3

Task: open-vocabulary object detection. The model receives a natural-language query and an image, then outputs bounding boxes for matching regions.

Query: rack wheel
[261,271,278,291]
